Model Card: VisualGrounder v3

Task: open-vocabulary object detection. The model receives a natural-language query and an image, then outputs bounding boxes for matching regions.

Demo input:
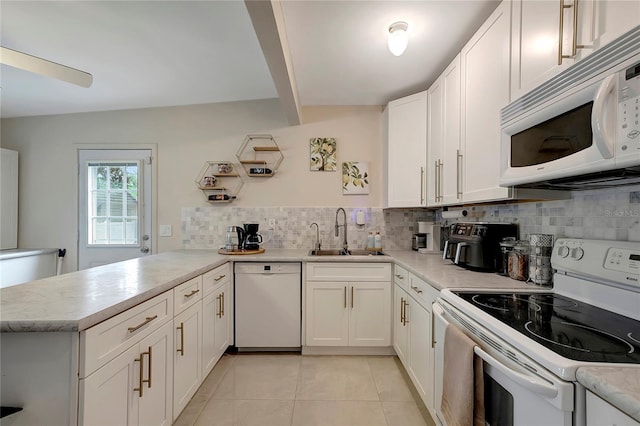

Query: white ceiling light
[387,21,409,56]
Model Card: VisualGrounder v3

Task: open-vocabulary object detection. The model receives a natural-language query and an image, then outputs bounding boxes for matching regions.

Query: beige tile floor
[174,354,436,426]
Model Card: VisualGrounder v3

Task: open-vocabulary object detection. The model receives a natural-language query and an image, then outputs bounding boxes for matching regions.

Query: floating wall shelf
[236,134,283,177]
[195,161,244,203]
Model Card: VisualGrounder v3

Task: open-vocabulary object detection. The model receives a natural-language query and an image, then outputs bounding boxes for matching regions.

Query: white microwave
[500,28,640,190]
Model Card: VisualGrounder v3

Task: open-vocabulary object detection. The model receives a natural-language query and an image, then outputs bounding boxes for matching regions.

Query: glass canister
[508,241,530,281]
[497,237,517,276]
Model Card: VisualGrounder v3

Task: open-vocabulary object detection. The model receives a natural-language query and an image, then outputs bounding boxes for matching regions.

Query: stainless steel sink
[308,249,386,256]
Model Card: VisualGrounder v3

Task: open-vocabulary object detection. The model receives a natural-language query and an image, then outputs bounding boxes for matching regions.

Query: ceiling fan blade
[1,46,93,88]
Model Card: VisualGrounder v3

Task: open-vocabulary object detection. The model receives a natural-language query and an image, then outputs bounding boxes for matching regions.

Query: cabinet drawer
[174,275,203,313]
[393,265,409,289]
[306,262,391,282]
[80,290,173,377]
[408,274,440,311]
[202,263,230,296]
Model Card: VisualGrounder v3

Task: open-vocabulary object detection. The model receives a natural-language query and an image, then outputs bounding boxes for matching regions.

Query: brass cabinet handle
[221,292,225,316]
[176,322,184,356]
[400,297,405,324]
[128,315,158,333]
[184,289,200,298]
[431,312,436,349]
[403,300,409,325]
[456,150,463,198]
[558,0,569,64]
[411,285,423,294]
[134,352,144,397]
[351,286,354,309]
[394,274,404,280]
[142,346,152,389]
[420,166,425,204]
[216,294,222,318]
[214,274,226,282]
[557,0,585,64]
[434,160,439,202]
[344,286,347,309]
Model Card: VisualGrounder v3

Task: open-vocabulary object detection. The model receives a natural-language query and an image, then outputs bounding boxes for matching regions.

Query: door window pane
[87,161,140,245]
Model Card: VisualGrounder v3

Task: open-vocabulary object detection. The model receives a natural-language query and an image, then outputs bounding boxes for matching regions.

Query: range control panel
[553,238,640,289]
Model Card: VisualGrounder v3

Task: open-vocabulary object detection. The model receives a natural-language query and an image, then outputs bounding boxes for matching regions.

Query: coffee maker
[235,223,263,251]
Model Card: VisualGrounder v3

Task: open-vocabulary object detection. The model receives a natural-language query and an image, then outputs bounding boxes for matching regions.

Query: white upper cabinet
[427,56,462,207]
[461,0,512,203]
[386,91,428,208]
[588,1,640,51]
[427,78,443,206]
[510,0,574,100]
[511,0,640,101]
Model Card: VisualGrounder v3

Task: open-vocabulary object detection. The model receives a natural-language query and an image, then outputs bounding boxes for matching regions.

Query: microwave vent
[502,26,640,125]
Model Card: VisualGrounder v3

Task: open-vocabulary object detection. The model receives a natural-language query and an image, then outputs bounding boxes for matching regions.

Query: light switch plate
[159,225,172,237]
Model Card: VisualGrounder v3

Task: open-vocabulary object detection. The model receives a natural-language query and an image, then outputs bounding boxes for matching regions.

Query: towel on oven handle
[441,324,485,426]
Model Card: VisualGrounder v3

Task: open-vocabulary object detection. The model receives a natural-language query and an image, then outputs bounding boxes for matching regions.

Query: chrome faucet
[335,207,349,254]
[310,222,321,252]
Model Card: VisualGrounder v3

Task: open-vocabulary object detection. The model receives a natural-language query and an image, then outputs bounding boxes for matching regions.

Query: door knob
[140,246,150,254]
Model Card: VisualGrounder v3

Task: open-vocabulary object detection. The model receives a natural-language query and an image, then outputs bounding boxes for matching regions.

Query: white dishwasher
[234,262,302,350]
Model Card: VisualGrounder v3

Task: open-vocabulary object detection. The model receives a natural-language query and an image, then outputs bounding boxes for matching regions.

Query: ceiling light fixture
[387,21,409,56]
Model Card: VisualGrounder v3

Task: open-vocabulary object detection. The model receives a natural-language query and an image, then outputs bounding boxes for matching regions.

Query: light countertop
[0,248,531,333]
[0,247,637,417]
[577,367,640,422]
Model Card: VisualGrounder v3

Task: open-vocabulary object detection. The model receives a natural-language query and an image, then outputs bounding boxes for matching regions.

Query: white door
[78,149,152,270]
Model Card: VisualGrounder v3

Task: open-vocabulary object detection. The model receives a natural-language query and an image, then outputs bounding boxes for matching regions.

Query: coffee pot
[242,223,263,250]
[230,223,263,251]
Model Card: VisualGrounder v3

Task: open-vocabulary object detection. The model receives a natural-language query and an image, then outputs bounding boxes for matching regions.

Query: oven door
[433,301,575,426]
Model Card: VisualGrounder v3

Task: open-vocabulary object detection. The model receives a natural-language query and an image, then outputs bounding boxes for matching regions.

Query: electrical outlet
[268,218,276,229]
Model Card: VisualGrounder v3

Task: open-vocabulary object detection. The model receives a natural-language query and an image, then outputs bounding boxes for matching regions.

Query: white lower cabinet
[79,292,174,426]
[202,264,232,377]
[305,263,392,347]
[392,265,439,420]
[586,390,640,426]
[173,289,203,420]
[393,286,410,362]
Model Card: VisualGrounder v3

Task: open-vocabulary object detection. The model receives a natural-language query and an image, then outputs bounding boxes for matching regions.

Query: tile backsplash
[182,185,640,250]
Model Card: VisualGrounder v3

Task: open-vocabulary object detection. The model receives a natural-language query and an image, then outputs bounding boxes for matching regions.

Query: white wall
[1,100,383,271]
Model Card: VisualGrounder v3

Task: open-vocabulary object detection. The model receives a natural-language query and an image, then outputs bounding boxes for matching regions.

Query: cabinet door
[510,0,573,100]
[213,281,231,359]
[427,78,444,206]
[305,281,349,346]
[201,291,217,378]
[590,0,640,51]
[173,302,202,420]
[393,285,409,364]
[461,0,511,203]
[80,345,139,426]
[387,91,428,207]
[349,282,391,347]
[441,56,462,205]
[407,299,433,413]
[138,321,173,426]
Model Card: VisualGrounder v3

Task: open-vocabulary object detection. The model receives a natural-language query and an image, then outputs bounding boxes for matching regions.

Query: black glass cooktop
[455,292,640,363]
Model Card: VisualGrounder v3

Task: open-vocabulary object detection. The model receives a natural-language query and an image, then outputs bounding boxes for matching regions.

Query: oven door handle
[474,346,559,398]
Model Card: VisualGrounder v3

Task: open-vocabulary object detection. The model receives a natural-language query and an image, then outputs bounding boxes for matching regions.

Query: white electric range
[434,238,640,426]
